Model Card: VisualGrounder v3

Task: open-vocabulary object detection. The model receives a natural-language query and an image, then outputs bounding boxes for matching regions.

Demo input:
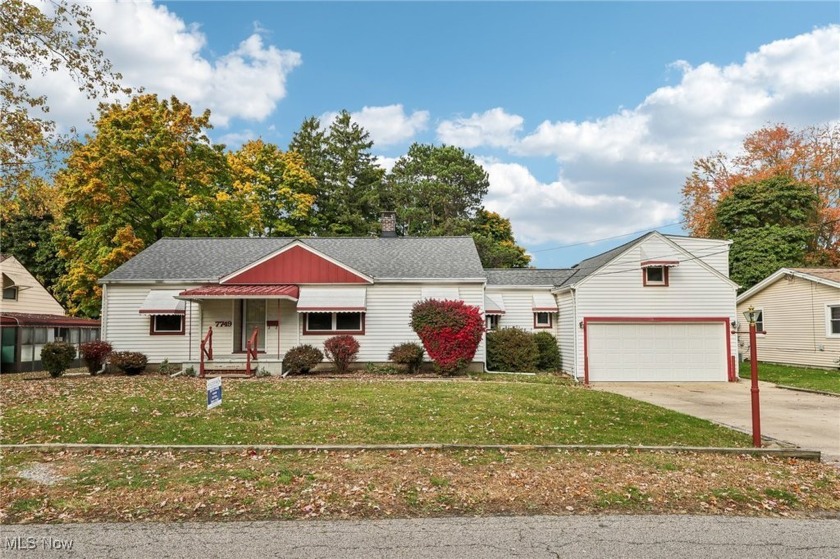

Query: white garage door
[587,321,727,382]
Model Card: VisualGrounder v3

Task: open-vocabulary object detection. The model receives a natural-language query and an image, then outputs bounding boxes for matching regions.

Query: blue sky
[35,1,840,267]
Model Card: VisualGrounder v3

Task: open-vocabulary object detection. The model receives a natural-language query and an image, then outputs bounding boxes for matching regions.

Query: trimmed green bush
[486,327,539,372]
[40,342,77,378]
[282,344,324,375]
[388,342,425,374]
[110,351,148,375]
[533,331,562,371]
[324,335,360,374]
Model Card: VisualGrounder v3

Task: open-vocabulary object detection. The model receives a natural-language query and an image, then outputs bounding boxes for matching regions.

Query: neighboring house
[0,254,101,372]
[100,218,739,382]
[736,268,840,369]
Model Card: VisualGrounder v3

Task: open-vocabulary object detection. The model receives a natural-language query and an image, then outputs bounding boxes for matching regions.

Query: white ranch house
[99,227,739,382]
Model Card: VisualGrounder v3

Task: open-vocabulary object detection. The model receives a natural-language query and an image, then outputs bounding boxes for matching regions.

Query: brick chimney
[380,211,397,238]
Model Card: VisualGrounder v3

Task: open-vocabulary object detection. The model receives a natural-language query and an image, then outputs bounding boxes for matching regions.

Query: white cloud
[482,160,679,246]
[437,108,524,148]
[473,24,840,247]
[24,0,301,130]
[375,155,399,173]
[320,105,429,146]
[513,24,840,191]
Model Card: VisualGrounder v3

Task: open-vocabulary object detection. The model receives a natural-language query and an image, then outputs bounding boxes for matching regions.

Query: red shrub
[324,335,360,374]
[410,299,484,375]
[80,340,112,374]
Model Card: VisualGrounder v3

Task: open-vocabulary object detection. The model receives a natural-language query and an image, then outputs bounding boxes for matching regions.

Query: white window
[754,309,764,333]
[305,312,364,334]
[2,286,17,300]
[486,315,500,331]
[534,312,552,328]
[827,305,840,337]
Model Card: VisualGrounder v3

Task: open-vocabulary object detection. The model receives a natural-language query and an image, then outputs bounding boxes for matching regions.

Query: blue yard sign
[207,377,222,410]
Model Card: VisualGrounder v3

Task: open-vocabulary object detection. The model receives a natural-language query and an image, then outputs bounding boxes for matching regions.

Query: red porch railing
[199,326,213,377]
[245,326,259,376]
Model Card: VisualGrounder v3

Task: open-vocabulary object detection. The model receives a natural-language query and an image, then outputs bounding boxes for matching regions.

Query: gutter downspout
[571,286,580,383]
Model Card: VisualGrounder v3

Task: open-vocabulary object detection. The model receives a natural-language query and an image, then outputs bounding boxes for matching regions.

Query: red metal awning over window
[178,285,300,300]
[641,260,680,268]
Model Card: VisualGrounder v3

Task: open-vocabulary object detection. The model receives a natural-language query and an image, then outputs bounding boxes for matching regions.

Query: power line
[531,221,686,253]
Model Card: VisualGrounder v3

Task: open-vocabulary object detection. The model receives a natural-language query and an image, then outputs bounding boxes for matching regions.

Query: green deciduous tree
[55,94,244,316]
[470,209,531,268]
[713,175,819,290]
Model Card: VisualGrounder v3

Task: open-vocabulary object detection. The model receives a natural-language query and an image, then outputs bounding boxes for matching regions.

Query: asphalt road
[2,515,839,558]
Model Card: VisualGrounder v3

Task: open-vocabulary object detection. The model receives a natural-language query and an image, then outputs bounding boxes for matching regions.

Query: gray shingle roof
[100,236,486,283]
[485,269,575,286]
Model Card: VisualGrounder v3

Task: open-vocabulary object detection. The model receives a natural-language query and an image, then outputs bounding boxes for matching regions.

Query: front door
[242,300,266,351]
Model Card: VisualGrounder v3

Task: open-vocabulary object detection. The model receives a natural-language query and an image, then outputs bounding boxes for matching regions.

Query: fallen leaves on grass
[2,449,838,524]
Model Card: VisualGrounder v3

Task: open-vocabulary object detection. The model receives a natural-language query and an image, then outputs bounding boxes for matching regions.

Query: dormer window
[2,286,17,300]
[644,266,667,286]
[641,260,678,287]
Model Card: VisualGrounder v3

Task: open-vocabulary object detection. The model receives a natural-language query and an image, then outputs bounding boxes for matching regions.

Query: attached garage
[584,318,731,382]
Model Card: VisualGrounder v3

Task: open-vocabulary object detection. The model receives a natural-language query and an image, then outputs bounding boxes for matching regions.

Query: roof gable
[737,267,840,302]
[559,231,737,290]
[221,242,372,285]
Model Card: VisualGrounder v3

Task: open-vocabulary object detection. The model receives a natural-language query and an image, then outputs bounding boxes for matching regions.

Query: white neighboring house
[736,268,840,369]
[99,225,739,381]
[0,254,100,372]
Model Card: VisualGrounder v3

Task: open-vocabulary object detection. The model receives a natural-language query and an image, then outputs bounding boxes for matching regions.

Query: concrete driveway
[592,380,840,465]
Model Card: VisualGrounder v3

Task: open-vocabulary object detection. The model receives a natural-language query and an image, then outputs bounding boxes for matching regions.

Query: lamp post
[743,306,762,447]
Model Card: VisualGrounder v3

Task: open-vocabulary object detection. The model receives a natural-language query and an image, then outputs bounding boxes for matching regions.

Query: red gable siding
[222,245,369,285]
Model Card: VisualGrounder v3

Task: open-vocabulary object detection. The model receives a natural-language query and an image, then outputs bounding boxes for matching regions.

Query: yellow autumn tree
[55,94,246,316]
[227,140,317,236]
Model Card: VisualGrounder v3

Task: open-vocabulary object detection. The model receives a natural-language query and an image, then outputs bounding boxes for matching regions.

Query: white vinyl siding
[571,236,737,381]
[486,288,559,336]
[556,290,576,376]
[738,276,840,369]
[103,284,201,362]
[667,236,731,277]
[298,283,486,364]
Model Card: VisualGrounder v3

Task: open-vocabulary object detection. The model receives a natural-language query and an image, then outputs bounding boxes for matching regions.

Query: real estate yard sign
[207,377,222,410]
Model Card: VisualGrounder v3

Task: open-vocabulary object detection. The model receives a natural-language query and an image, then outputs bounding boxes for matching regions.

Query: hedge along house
[98,221,488,375]
[0,254,101,372]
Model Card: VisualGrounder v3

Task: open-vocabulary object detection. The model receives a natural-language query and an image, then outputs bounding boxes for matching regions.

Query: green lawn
[740,362,840,394]
[0,376,750,447]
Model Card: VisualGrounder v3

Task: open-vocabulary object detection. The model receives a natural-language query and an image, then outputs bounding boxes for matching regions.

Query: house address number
[215,321,232,327]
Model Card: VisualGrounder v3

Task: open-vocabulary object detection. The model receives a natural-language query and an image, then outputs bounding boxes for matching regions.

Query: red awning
[641,260,680,268]
[178,285,300,300]
[0,312,100,327]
